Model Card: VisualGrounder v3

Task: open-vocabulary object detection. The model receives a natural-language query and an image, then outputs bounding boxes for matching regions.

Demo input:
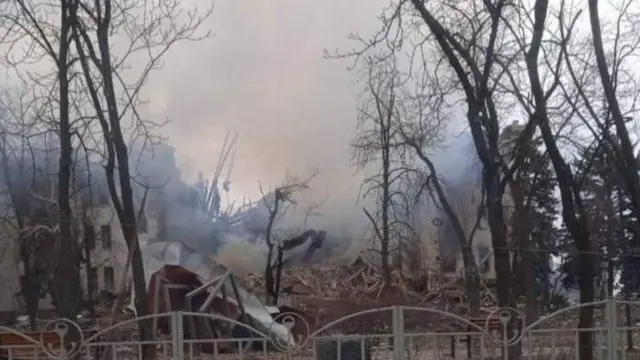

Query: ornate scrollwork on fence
[40,318,85,359]
[0,301,631,360]
[268,311,310,353]
[484,306,525,347]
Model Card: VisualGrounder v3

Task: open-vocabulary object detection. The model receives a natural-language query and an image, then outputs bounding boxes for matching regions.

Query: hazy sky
[0,0,400,241]
[0,0,484,239]
[143,0,388,204]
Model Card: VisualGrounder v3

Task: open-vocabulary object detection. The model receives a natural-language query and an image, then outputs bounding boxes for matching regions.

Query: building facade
[0,191,161,316]
[416,125,523,284]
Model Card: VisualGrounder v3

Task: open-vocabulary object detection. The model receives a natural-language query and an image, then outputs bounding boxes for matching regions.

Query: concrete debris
[242,259,500,319]
[246,264,439,304]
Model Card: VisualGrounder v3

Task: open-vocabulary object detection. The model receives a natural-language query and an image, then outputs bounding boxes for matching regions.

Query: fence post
[606,297,617,360]
[171,312,184,360]
[392,306,405,360]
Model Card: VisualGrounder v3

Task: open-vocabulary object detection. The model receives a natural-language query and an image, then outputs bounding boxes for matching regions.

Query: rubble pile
[243,260,427,301]
[241,259,501,325]
[242,261,493,334]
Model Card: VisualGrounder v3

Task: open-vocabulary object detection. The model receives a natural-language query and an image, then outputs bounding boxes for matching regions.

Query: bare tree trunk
[408,0,511,321]
[84,221,97,321]
[95,191,148,360]
[526,2,594,359]
[261,180,317,304]
[485,161,522,360]
[71,3,153,355]
[603,184,616,297]
[576,234,596,360]
[588,0,640,218]
[274,247,285,303]
[380,112,392,285]
[0,138,41,330]
[265,246,276,304]
[20,246,40,331]
[99,34,152,344]
[264,190,280,304]
[511,181,537,323]
[620,187,634,350]
[410,147,481,314]
[50,0,81,321]
[626,301,634,350]
[485,163,514,307]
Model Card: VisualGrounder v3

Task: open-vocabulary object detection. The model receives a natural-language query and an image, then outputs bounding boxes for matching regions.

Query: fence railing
[0,298,638,360]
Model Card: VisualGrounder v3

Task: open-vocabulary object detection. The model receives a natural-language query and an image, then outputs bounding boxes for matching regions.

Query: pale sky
[143,0,388,204]
[3,0,630,242]
[0,0,395,242]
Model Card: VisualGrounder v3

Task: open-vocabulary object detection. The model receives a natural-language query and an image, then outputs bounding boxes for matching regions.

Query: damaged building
[415,126,521,284]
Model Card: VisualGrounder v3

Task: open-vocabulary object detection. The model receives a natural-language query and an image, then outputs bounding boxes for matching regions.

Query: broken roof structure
[125,133,322,351]
[138,240,294,349]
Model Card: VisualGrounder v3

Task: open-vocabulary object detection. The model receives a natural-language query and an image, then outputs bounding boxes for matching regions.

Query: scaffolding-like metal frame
[150,269,257,354]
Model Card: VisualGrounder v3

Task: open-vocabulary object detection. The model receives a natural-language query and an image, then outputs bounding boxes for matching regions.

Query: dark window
[103,266,115,293]
[441,254,457,272]
[87,267,98,298]
[85,224,96,250]
[101,225,112,250]
[86,237,95,251]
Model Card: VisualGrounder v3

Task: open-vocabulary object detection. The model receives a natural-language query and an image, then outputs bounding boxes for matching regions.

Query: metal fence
[0,298,639,360]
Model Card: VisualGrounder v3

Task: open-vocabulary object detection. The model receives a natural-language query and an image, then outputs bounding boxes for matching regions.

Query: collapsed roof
[132,240,293,346]
[155,187,328,272]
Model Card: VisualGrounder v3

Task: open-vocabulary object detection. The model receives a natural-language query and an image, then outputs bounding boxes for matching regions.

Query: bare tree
[464,0,598,356]
[334,0,533,324]
[351,57,413,285]
[500,125,556,322]
[564,1,640,354]
[0,92,42,330]
[0,0,212,352]
[0,88,74,326]
[0,0,84,320]
[260,171,321,304]
[488,0,637,356]
[61,0,211,354]
[71,147,106,322]
[404,2,527,327]
[376,50,487,312]
[333,2,585,359]
[587,0,640,218]
[401,136,484,313]
[339,0,640,356]
[498,0,640,357]
[340,0,531,315]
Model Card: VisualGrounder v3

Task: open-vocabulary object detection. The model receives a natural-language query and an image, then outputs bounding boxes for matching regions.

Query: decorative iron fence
[0,299,639,360]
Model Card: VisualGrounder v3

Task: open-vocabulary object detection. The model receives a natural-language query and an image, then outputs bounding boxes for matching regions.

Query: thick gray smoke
[413,131,484,259]
[430,132,483,189]
[131,141,360,276]
[132,130,485,276]
[0,129,484,277]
